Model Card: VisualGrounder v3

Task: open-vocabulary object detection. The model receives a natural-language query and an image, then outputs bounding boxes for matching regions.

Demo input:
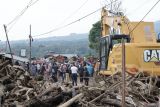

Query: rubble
[78,72,160,107]
[0,57,159,107]
[0,58,78,107]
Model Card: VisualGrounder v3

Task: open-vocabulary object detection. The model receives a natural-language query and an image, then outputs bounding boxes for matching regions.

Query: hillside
[36,33,88,42]
[0,33,95,57]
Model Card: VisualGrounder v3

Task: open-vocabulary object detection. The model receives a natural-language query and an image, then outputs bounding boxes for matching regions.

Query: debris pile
[0,59,77,107]
[0,57,160,107]
[78,72,160,107]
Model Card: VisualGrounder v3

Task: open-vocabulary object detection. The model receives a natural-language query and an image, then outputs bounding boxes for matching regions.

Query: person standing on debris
[86,63,94,77]
[59,64,65,83]
[31,62,37,76]
[62,63,67,81]
[68,63,72,81]
[51,63,58,82]
[44,64,50,80]
[71,63,78,86]
[40,63,45,75]
[78,63,84,84]
[65,64,70,83]
[83,62,89,86]
[48,62,52,75]
[52,62,58,77]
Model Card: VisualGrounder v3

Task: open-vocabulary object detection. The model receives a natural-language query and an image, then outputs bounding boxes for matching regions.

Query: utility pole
[3,24,14,65]
[29,25,32,73]
[121,38,126,107]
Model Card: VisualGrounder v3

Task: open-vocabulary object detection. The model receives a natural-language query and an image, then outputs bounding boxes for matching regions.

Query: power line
[7,0,33,26]
[125,0,152,16]
[7,0,40,32]
[33,7,100,37]
[129,0,160,34]
[29,0,40,6]
[33,0,119,37]
[58,0,89,26]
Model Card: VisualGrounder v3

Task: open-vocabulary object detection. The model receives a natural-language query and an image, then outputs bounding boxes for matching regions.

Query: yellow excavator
[99,8,160,76]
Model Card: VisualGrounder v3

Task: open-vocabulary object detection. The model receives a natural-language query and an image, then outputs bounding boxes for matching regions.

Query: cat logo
[144,50,160,62]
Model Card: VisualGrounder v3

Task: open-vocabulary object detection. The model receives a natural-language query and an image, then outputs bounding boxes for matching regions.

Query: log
[101,98,135,107]
[0,72,5,78]
[0,60,9,69]
[41,93,63,104]
[0,67,6,74]
[89,81,122,103]
[4,83,16,91]
[24,97,51,107]
[13,65,25,72]
[58,93,83,107]
[127,72,144,86]
[0,76,12,85]
[25,93,64,106]
[81,100,97,107]
[0,84,5,97]
[37,86,61,98]
[16,70,23,77]
[144,103,160,107]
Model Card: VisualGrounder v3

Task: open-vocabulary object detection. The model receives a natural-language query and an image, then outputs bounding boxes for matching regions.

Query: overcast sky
[0,0,160,41]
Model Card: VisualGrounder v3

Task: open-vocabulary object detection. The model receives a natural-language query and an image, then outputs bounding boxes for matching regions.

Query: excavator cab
[100,34,130,70]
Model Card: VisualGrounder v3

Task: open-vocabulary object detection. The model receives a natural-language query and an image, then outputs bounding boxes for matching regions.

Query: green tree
[88,21,101,52]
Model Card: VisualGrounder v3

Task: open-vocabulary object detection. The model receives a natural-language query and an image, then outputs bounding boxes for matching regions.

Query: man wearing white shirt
[71,63,78,86]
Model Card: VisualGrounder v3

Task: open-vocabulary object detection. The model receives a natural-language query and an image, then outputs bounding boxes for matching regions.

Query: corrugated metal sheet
[3,54,29,63]
[53,54,77,58]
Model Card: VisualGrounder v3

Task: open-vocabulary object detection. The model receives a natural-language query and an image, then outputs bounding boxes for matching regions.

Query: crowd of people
[30,57,99,86]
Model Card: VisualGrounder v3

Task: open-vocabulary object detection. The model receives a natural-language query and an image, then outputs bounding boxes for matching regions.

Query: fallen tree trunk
[0,67,6,74]
[101,99,135,107]
[37,86,61,98]
[0,76,12,85]
[144,103,160,107]
[4,83,16,91]
[80,100,97,107]
[89,81,122,103]
[42,93,63,104]
[25,93,64,107]
[58,93,83,107]
[0,60,9,69]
